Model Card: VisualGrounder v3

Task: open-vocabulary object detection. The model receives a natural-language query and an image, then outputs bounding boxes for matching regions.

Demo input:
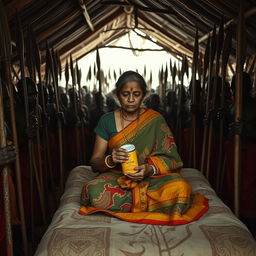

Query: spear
[86,65,91,81]
[15,15,39,253]
[216,25,232,195]
[70,54,80,164]
[25,26,47,229]
[76,62,86,163]
[248,54,256,74]
[205,20,223,181]
[189,28,199,168]
[201,26,216,176]
[200,35,210,172]
[113,69,117,81]
[175,55,186,150]
[96,49,102,111]
[31,27,54,224]
[0,4,15,254]
[234,0,245,217]
[149,70,152,90]
[57,50,62,81]
[198,52,203,83]
[65,58,69,95]
[46,43,64,193]
[0,71,13,256]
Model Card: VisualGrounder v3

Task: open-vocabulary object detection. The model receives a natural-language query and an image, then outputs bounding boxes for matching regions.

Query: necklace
[120,108,141,143]
[120,108,140,122]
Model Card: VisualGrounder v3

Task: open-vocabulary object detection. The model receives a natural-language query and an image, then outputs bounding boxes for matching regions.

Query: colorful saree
[79,109,208,225]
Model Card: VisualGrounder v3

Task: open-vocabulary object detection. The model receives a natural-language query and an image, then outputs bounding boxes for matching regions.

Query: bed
[35,166,256,256]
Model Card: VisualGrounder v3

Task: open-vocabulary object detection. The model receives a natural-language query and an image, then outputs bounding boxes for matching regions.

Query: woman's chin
[123,107,140,114]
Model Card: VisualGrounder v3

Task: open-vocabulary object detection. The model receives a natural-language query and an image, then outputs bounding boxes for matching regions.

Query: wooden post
[0,69,14,256]
[234,0,245,217]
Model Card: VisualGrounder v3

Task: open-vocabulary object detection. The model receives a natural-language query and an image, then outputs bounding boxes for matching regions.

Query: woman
[80,71,208,225]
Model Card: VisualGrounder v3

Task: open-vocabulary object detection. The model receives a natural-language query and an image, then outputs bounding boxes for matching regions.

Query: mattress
[35,166,256,256]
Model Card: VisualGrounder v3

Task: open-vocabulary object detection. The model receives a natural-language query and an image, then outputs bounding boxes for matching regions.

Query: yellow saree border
[79,193,209,225]
[108,108,160,150]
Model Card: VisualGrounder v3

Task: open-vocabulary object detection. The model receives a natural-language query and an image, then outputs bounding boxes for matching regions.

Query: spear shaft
[234,0,244,217]
[47,44,64,193]
[70,54,81,165]
[189,29,198,168]
[0,65,13,256]
[216,26,232,195]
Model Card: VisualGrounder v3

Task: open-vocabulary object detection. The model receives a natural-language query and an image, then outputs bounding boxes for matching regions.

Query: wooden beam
[138,12,194,54]
[5,0,34,18]
[78,0,94,31]
[36,9,80,41]
[203,0,235,18]
[198,7,256,44]
[58,7,123,57]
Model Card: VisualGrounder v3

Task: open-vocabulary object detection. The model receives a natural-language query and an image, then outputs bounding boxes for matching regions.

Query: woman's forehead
[121,80,142,91]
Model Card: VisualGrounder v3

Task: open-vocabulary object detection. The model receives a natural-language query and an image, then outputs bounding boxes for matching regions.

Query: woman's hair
[115,71,147,96]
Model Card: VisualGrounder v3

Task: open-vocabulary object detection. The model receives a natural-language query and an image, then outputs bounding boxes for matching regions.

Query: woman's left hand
[125,164,154,181]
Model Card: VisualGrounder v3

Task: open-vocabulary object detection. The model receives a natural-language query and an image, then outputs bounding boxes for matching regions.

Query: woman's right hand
[111,148,129,164]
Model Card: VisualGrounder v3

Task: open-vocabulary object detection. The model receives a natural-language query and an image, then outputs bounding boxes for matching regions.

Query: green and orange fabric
[80,109,208,225]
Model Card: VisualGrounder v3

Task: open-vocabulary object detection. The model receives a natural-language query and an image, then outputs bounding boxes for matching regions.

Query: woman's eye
[134,92,141,97]
[122,92,129,97]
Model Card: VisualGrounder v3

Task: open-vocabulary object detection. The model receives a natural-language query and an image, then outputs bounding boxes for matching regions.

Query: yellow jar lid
[120,144,135,152]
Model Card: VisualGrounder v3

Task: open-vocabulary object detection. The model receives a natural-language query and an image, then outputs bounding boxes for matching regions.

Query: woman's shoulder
[99,111,115,121]
[143,108,164,120]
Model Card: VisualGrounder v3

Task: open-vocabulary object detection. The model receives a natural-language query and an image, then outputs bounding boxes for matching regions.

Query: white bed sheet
[35,166,256,256]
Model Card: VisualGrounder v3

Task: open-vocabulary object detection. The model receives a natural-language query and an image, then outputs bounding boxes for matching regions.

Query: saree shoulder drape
[80,109,208,225]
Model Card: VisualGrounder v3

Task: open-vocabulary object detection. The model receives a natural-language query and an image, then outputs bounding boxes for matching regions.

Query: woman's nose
[128,94,135,102]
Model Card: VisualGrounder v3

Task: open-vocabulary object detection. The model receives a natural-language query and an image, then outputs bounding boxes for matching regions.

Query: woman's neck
[120,108,141,122]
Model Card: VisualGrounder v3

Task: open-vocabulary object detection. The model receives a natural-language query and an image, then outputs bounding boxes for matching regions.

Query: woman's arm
[90,135,109,172]
[90,135,130,173]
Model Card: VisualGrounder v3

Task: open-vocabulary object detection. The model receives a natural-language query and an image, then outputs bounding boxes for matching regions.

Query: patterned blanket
[35,166,256,256]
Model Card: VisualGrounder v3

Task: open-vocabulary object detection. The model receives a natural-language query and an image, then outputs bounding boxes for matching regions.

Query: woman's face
[118,80,144,114]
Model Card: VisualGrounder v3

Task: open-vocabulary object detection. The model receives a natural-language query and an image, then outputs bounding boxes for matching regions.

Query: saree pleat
[80,109,208,225]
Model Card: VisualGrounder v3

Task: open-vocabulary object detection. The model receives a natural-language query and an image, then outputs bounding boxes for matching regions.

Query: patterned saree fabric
[80,109,208,225]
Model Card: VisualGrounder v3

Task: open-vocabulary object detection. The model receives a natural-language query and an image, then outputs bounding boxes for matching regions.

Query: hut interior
[1,0,256,255]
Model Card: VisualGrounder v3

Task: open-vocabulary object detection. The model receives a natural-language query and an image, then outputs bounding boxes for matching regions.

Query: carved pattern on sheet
[71,210,111,223]
[117,224,192,256]
[200,225,256,256]
[47,227,110,255]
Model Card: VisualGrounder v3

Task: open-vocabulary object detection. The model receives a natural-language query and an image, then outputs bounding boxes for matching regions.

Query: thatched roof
[4,0,256,67]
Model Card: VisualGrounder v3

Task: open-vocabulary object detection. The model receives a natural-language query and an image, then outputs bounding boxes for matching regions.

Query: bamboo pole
[0,68,13,256]
[234,0,245,217]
